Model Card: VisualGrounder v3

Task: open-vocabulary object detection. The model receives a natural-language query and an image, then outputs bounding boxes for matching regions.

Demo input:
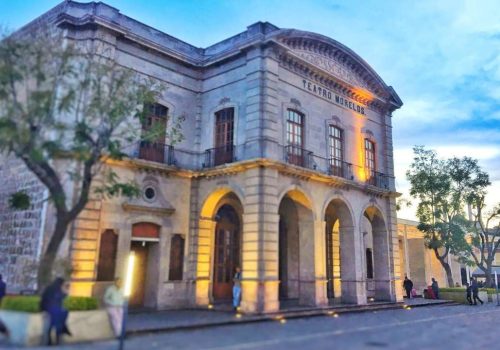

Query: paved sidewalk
[126,298,454,334]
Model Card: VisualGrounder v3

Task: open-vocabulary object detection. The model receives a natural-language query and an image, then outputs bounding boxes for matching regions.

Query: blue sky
[2,0,499,219]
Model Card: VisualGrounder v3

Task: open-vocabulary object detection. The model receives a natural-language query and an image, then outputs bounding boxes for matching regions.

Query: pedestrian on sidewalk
[104,278,124,337]
[465,282,473,305]
[40,277,71,345]
[431,278,439,299]
[471,278,484,305]
[0,274,6,305]
[403,275,414,299]
[233,266,242,311]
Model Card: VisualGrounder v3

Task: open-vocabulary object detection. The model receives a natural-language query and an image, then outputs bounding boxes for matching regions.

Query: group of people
[403,275,485,305]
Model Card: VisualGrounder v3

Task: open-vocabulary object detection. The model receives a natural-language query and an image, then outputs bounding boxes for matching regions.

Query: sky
[1,0,499,220]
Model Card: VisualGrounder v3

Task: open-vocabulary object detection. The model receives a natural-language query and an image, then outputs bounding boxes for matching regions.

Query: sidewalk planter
[0,310,45,346]
[0,309,114,346]
[0,296,113,346]
[439,291,488,304]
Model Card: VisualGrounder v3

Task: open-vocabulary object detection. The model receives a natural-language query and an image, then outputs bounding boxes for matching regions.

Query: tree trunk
[485,262,493,288]
[434,248,454,287]
[37,214,70,292]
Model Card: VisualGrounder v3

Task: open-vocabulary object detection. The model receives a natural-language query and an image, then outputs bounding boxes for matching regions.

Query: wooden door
[213,205,240,301]
[279,219,288,299]
[129,241,149,307]
[214,108,234,166]
[325,222,335,299]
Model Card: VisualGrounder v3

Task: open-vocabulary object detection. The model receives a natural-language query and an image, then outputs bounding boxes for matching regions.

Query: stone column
[312,219,328,306]
[332,226,342,299]
[373,227,394,301]
[341,225,367,304]
[240,167,280,313]
[194,217,215,306]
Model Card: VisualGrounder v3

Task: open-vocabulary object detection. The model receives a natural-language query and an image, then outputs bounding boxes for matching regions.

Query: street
[18,303,500,350]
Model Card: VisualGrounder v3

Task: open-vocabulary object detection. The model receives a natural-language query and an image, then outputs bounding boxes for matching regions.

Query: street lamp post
[495,271,499,307]
[119,252,135,350]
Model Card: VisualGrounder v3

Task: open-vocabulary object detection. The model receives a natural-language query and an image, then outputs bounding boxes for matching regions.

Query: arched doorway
[324,198,355,304]
[213,204,241,301]
[278,190,315,306]
[363,206,392,301]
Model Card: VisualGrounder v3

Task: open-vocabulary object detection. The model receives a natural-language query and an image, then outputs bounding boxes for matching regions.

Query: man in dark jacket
[431,278,439,299]
[471,278,484,305]
[403,276,414,299]
[465,282,473,305]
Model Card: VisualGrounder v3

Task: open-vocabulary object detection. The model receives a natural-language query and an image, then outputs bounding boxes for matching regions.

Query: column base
[299,279,328,307]
[374,279,394,302]
[341,280,367,305]
[240,279,280,314]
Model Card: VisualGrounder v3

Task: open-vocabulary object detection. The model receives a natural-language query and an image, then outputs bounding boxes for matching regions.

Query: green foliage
[0,296,98,313]
[438,288,466,292]
[8,191,31,210]
[0,296,39,312]
[63,296,98,311]
[406,146,490,285]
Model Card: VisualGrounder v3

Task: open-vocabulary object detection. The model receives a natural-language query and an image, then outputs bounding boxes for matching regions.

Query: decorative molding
[290,98,301,107]
[122,202,175,215]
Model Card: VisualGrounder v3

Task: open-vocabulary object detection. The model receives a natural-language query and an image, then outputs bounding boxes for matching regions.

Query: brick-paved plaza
[9,303,498,350]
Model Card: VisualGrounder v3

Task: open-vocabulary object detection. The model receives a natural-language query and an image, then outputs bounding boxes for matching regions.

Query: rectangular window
[168,234,185,281]
[97,230,118,281]
[364,139,376,181]
[213,108,234,166]
[366,248,374,279]
[139,103,168,163]
[286,110,304,166]
[329,126,343,177]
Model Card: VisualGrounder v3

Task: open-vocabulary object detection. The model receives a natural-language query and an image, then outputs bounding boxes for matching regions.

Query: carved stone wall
[0,155,46,292]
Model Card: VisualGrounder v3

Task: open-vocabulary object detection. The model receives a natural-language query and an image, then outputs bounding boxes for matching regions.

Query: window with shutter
[96,229,118,281]
[168,234,185,281]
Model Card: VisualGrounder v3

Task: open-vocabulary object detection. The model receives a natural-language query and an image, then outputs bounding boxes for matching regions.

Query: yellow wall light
[124,252,136,298]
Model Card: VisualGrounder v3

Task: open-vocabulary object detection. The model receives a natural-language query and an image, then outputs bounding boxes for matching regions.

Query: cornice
[109,157,397,199]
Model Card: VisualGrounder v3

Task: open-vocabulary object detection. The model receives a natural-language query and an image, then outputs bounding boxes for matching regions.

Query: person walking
[465,282,473,305]
[40,278,71,345]
[0,274,6,304]
[104,278,124,337]
[403,276,414,299]
[471,278,484,305]
[233,266,242,311]
[431,278,439,299]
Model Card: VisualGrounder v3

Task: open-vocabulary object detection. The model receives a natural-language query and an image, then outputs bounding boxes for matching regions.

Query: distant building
[0,1,404,312]
[397,218,462,292]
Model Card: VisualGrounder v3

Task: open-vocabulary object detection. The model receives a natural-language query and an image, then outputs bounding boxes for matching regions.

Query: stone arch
[278,188,317,306]
[360,202,392,301]
[195,188,244,305]
[277,185,315,218]
[323,196,358,304]
[199,185,245,218]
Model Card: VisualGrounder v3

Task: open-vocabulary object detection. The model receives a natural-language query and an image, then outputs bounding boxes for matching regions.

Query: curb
[126,300,456,336]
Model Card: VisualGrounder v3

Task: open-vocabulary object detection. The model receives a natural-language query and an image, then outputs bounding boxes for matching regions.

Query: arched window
[286,109,305,166]
[139,103,168,163]
[96,229,118,281]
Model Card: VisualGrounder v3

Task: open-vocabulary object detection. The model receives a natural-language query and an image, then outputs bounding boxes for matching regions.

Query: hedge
[0,296,98,313]
[439,287,497,295]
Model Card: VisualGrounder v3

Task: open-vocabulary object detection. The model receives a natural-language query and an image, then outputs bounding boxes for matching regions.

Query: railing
[138,141,174,165]
[284,145,313,168]
[128,142,392,190]
[365,169,390,189]
[204,144,235,168]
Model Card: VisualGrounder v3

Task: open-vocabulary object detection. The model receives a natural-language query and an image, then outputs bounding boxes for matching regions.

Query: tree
[0,30,184,290]
[467,197,500,287]
[406,146,490,286]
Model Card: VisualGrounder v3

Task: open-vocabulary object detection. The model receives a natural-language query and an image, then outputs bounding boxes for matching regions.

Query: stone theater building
[0,1,405,313]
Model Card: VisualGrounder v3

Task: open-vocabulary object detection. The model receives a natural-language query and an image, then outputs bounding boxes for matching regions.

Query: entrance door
[213,205,240,301]
[129,241,149,307]
[325,222,335,299]
[279,218,288,299]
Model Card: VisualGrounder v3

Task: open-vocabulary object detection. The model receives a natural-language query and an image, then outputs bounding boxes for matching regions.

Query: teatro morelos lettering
[302,79,366,115]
